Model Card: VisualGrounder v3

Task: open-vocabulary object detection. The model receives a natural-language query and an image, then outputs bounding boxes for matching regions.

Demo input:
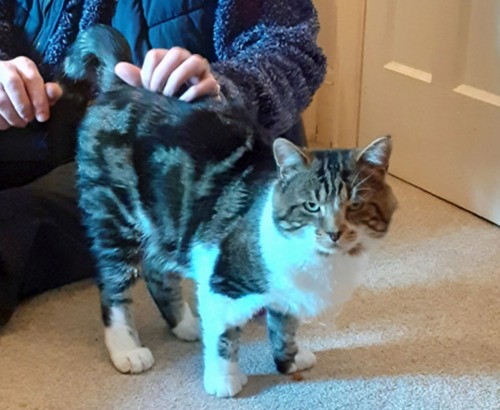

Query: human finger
[0,84,28,128]
[140,49,169,89]
[149,47,191,93]
[0,116,10,130]
[179,77,220,102]
[16,57,50,122]
[0,61,34,122]
[114,62,142,87]
[45,82,63,106]
[163,54,210,97]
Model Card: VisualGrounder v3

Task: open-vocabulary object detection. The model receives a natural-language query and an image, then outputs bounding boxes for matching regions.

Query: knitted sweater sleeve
[211,0,326,139]
[0,0,14,60]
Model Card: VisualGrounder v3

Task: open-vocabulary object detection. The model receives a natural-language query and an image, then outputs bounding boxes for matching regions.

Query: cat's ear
[356,135,392,173]
[273,138,310,181]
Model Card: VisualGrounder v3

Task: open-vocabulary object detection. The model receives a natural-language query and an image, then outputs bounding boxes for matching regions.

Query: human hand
[0,57,63,130]
[115,48,220,102]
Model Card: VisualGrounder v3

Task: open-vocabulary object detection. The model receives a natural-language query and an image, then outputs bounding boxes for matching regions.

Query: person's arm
[115,0,325,138]
[211,0,326,137]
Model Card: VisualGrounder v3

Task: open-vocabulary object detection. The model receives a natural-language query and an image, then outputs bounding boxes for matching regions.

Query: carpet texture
[1,177,499,410]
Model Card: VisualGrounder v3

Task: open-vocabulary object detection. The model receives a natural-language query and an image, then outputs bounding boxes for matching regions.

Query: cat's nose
[328,231,342,243]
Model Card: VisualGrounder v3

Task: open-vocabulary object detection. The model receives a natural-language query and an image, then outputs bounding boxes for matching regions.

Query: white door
[359,0,500,225]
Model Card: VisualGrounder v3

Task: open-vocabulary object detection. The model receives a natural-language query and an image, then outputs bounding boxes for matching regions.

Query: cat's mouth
[317,238,361,256]
[316,242,341,255]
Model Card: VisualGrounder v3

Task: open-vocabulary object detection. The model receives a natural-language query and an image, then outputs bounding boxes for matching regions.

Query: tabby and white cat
[63,26,397,398]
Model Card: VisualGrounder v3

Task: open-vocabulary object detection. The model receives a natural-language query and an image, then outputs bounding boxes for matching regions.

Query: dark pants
[0,120,306,325]
[0,162,95,324]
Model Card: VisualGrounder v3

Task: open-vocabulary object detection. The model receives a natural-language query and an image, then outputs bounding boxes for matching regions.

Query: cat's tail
[62,24,132,93]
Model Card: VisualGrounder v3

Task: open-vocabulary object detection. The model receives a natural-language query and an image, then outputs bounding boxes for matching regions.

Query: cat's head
[272,136,397,256]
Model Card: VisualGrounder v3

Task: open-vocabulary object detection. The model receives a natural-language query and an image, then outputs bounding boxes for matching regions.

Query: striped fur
[67,26,397,397]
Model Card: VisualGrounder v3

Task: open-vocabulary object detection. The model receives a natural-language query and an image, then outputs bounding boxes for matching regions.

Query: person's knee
[28,162,78,202]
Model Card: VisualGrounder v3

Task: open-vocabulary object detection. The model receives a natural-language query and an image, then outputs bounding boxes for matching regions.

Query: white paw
[110,347,155,374]
[204,371,248,398]
[172,303,200,341]
[287,346,316,373]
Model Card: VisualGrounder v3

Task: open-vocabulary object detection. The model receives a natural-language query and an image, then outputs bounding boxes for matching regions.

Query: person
[0,0,326,325]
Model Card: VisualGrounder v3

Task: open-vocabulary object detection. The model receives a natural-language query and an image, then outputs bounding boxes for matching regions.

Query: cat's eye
[348,201,364,211]
[303,201,320,213]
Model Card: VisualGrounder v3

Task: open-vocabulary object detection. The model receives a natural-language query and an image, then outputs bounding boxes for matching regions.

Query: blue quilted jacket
[0,0,325,161]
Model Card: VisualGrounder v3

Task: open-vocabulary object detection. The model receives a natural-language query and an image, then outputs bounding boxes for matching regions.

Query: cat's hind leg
[101,289,154,374]
[97,253,154,374]
[142,262,200,341]
[266,309,316,374]
[82,187,154,374]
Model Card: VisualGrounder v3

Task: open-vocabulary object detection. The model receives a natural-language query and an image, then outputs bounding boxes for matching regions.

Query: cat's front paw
[204,370,248,398]
[110,347,155,374]
[288,346,316,373]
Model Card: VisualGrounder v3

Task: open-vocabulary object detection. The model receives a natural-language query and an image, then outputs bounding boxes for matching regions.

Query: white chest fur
[190,188,367,332]
[259,189,365,318]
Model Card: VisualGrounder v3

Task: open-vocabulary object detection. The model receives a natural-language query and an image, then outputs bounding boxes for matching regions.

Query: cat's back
[76,83,277,260]
[77,84,256,163]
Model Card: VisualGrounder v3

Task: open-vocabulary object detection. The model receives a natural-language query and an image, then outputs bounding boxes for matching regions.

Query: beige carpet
[1,177,499,410]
